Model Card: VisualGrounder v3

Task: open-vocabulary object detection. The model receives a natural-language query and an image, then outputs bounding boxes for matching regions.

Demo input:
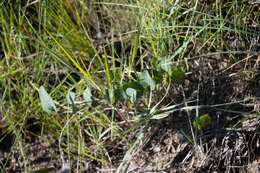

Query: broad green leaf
[67,90,76,105]
[39,86,57,114]
[153,69,164,84]
[123,81,144,99]
[138,70,156,90]
[193,114,212,130]
[126,88,137,103]
[172,67,186,83]
[157,59,172,75]
[67,90,76,112]
[156,59,186,83]
[106,88,115,104]
[83,87,93,106]
[114,87,127,102]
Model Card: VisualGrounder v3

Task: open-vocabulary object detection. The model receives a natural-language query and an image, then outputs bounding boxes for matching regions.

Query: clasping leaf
[39,86,57,114]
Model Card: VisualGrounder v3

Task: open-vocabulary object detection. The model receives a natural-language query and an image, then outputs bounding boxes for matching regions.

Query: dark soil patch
[0,133,64,173]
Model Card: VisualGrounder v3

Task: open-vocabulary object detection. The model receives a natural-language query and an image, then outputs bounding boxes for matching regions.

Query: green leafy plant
[83,87,93,107]
[3,0,259,172]
[193,113,212,131]
[39,86,57,114]
[137,70,156,90]
[126,88,137,103]
[171,67,186,84]
[67,90,77,113]
[157,59,186,83]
